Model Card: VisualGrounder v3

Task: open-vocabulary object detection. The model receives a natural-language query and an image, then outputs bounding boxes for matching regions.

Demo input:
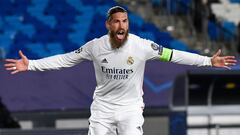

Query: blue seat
[230,0,240,3]
[128,13,144,28]
[130,23,141,33]
[208,21,220,41]
[151,0,161,6]
[5,15,22,26]
[76,12,94,22]
[0,34,12,52]
[0,0,196,59]
[20,24,36,38]
[25,43,50,57]
[66,0,84,12]
[0,0,12,15]
[71,22,90,36]
[27,6,44,16]
[38,15,56,28]
[81,0,98,6]
[155,32,173,47]
[97,5,111,16]
[169,40,188,51]
[68,32,86,45]
[13,0,31,6]
[0,17,3,28]
[178,0,191,14]
[31,0,49,6]
[46,43,65,55]
[222,21,237,41]
[142,23,158,33]
[77,6,94,13]
[139,31,156,41]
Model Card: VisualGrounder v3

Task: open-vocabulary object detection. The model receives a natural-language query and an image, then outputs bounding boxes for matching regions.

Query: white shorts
[88,100,144,135]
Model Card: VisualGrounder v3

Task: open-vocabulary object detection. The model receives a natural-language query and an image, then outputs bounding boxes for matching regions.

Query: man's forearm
[170,49,212,67]
[28,52,84,71]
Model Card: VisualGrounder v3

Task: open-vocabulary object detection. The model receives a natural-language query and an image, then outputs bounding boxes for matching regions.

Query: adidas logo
[101,58,108,63]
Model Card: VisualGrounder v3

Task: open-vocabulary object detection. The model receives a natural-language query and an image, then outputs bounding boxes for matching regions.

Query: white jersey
[28,33,212,109]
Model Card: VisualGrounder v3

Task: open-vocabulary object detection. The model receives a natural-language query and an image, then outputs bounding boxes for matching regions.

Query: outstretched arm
[170,49,237,69]
[4,46,92,74]
[211,49,237,69]
[4,50,29,74]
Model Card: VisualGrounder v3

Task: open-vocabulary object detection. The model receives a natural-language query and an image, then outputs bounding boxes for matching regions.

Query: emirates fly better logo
[100,56,134,80]
[101,66,133,80]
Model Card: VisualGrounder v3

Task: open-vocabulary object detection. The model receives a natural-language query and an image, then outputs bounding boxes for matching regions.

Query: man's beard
[109,29,129,49]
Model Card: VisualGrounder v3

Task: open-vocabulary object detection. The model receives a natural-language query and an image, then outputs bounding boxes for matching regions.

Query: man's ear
[105,21,110,30]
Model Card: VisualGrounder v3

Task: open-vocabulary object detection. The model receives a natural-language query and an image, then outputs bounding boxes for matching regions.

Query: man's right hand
[4,50,29,74]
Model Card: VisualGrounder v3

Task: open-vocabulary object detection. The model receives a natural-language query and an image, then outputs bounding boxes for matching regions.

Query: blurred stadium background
[0,0,240,135]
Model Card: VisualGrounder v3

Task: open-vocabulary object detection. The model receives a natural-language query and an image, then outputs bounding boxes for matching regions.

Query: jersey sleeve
[171,49,212,66]
[28,40,94,71]
[141,38,172,61]
[138,36,211,66]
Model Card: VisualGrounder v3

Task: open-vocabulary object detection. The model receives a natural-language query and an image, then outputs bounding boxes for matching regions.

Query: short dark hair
[107,6,127,21]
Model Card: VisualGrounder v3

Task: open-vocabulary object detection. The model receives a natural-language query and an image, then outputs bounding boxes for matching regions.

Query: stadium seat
[19,24,36,38]
[0,34,11,53]
[177,0,192,14]
[0,0,193,59]
[0,1,12,15]
[155,32,173,48]
[230,0,240,3]
[46,43,65,55]
[142,22,159,33]
[97,5,111,16]
[169,40,188,51]
[139,31,156,41]
[66,0,84,12]
[222,21,237,41]
[128,13,144,33]
[25,43,51,57]
[208,21,220,41]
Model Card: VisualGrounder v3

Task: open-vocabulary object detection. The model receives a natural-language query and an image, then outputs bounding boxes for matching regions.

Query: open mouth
[116,30,125,40]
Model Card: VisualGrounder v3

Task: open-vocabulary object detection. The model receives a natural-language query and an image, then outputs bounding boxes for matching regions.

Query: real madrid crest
[127,56,134,65]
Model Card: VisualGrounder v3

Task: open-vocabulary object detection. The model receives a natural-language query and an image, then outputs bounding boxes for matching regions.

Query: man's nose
[119,22,124,28]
